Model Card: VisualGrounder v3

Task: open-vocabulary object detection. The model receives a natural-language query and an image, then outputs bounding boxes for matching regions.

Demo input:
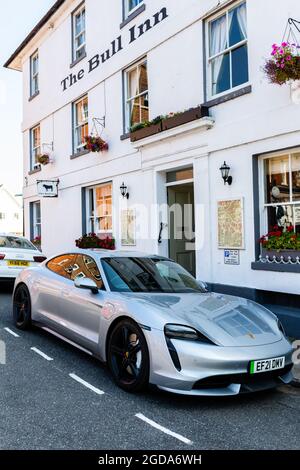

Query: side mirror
[74,277,99,294]
[198,280,209,292]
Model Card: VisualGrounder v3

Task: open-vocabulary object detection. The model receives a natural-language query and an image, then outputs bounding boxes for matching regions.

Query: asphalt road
[0,283,300,450]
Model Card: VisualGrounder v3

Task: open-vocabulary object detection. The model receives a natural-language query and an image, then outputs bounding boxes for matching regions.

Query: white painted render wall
[16,0,300,295]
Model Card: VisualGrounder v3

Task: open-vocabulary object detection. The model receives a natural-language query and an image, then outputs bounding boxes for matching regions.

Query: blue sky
[0,0,54,195]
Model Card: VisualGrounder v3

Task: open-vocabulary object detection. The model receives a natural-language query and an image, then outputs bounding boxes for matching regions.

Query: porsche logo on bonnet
[247,332,256,339]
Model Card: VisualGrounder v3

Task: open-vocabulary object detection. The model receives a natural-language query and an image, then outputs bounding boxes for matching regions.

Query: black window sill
[70,149,89,160]
[120,3,146,29]
[120,133,130,141]
[251,261,300,273]
[70,52,87,69]
[29,91,40,102]
[28,166,41,175]
[203,85,252,108]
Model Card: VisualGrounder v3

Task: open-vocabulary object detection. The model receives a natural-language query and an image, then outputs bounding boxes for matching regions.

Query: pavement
[0,282,300,450]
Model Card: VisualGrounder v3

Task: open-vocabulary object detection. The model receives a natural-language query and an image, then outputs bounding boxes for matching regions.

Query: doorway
[167,181,196,276]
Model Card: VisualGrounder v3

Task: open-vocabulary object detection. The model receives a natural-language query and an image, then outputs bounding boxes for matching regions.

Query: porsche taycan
[12,250,293,395]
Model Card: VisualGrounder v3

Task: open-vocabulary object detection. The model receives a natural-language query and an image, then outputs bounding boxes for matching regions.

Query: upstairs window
[124,59,149,132]
[72,4,86,62]
[73,95,88,154]
[30,51,39,97]
[206,1,248,98]
[125,0,144,18]
[30,125,41,170]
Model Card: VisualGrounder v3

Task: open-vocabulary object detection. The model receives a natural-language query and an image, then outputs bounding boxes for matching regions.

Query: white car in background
[0,234,47,281]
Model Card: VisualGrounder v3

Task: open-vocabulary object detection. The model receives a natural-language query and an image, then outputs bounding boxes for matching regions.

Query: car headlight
[164,324,215,344]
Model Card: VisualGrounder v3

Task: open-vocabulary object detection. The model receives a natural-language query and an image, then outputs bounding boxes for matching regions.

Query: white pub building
[4,0,300,334]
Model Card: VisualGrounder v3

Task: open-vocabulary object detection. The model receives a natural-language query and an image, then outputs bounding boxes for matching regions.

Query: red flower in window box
[75,233,115,250]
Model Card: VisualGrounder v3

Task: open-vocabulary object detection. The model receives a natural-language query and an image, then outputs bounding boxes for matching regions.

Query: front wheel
[13,284,32,330]
[107,319,150,393]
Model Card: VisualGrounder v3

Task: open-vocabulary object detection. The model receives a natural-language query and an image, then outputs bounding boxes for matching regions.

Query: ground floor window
[86,183,113,235]
[261,149,300,234]
[30,201,41,240]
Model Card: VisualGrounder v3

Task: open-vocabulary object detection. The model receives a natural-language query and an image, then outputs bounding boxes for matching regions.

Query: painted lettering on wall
[61,7,168,92]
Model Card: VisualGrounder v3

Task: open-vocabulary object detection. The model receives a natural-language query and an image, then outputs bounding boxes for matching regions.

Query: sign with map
[218,199,244,249]
[121,209,136,246]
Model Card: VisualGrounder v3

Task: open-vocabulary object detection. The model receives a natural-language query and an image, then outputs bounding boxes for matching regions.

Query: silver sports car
[12,249,293,396]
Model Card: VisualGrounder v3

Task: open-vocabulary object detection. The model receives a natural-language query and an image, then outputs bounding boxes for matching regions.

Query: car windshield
[101,257,206,293]
[0,236,36,250]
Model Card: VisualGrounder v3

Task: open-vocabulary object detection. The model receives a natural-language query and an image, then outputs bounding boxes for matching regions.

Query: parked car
[0,234,47,281]
[12,250,293,395]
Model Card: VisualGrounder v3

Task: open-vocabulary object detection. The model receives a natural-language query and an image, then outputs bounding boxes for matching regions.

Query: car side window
[47,254,78,280]
[72,254,104,290]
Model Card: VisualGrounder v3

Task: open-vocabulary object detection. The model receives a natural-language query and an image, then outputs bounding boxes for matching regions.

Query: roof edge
[4,0,66,70]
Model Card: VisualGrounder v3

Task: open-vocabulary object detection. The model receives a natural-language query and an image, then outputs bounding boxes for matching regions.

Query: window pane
[128,68,139,99]
[264,155,290,204]
[294,205,300,234]
[129,96,141,126]
[231,44,248,88]
[140,94,149,122]
[139,62,148,93]
[212,52,230,95]
[229,3,247,47]
[267,205,294,232]
[209,14,227,56]
[76,97,88,125]
[129,0,143,13]
[291,153,300,202]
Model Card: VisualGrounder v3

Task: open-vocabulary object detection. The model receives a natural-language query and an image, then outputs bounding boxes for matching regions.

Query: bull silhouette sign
[37,180,59,198]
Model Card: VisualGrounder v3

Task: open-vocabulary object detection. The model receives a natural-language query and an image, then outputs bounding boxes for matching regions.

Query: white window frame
[205,0,249,100]
[125,0,144,18]
[30,124,41,170]
[73,95,88,154]
[86,182,113,236]
[30,50,39,97]
[259,147,300,235]
[124,58,149,133]
[32,201,41,239]
[72,3,86,62]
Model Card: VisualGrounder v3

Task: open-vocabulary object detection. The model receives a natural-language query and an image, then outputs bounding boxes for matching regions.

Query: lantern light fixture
[220,161,233,186]
[120,182,129,199]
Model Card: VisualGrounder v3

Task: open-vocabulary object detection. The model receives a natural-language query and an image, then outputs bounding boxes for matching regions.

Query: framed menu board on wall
[217,198,244,249]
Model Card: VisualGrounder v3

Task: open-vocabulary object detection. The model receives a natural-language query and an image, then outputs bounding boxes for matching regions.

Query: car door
[59,254,104,352]
[35,253,78,328]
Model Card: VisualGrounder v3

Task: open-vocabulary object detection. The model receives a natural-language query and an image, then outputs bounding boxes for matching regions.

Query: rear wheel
[107,319,150,393]
[13,284,32,330]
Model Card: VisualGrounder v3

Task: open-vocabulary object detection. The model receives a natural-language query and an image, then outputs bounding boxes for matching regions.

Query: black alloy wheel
[107,319,150,392]
[13,284,32,330]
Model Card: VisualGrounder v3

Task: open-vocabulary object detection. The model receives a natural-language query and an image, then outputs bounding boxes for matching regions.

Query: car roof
[49,249,168,260]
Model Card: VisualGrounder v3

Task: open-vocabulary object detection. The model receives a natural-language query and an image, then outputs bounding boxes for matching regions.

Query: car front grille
[192,364,293,391]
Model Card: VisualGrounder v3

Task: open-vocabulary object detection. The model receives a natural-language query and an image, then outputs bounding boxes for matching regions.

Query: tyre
[13,284,32,330]
[107,319,150,393]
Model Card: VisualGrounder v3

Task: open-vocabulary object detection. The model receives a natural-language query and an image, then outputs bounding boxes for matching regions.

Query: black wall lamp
[120,182,129,199]
[220,161,233,186]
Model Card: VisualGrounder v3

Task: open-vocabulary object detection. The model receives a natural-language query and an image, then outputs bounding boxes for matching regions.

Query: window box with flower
[130,117,163,142]
[75,233,115,250]
[260,225,300,261]
[162,106,209,131]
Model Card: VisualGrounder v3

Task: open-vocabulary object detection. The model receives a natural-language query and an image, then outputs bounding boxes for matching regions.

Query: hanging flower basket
[75,233,115,250]
[264,42,300,85]
[37,154,50,166]
[84,135,109,153]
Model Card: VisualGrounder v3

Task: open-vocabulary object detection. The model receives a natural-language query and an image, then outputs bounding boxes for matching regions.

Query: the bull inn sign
[61,7,168,92]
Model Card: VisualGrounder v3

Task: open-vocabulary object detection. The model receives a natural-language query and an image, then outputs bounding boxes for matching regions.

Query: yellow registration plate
[7,260,30,267]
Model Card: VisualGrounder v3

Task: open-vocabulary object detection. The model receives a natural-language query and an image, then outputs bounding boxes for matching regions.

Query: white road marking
[69,373,105,395]
[4,327,20,338]
[136,413,193,445]
[31,347,53,361]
